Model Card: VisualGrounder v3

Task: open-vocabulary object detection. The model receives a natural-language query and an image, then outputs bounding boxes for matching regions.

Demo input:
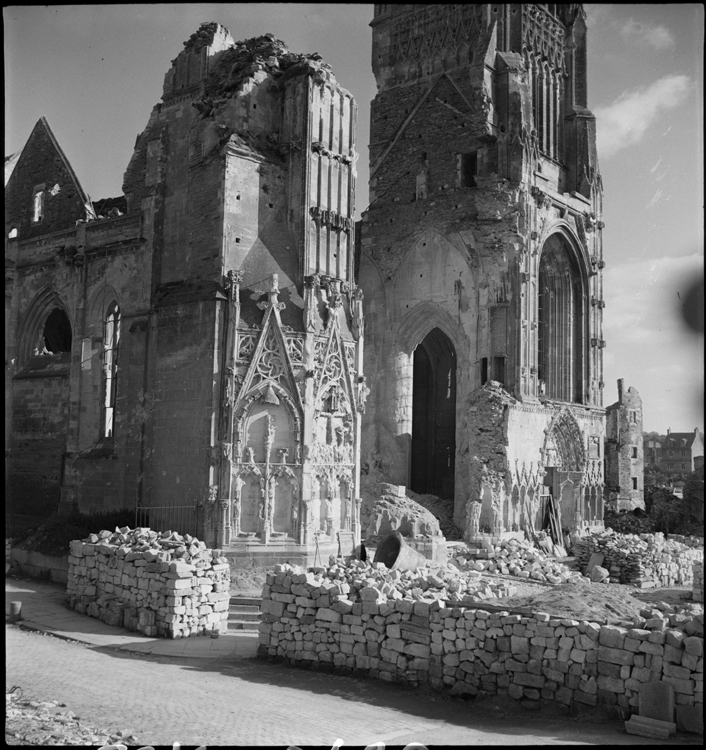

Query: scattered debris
[5,685,139,746]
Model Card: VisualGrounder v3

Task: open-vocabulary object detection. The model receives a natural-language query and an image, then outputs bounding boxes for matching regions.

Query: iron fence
[134,504,199,537]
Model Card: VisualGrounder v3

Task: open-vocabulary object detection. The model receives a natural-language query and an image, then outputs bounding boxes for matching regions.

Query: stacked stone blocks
[67,527,230,638]
[573,531,703,588]
[259,562,704,718]
[694,561,704,604]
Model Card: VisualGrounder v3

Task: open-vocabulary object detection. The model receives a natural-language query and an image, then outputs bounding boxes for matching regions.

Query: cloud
[594,75,691,158]
[619,18,674,49]
[602,253,704,429]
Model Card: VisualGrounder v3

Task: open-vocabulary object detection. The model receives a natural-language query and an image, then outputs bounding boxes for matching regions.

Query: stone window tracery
[32,185,45,224]
[101,302,121,439]
[537,235,585,403]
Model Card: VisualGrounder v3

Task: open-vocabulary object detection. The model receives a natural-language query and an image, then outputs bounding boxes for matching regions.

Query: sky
[4,4,704,433]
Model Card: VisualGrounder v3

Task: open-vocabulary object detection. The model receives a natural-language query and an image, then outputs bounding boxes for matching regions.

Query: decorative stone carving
[310,206,353,232]
[467,500,482,538]
[531,185,550,209]
[351,287,364,341]
[303,273,321,333]
[389,5,483,68]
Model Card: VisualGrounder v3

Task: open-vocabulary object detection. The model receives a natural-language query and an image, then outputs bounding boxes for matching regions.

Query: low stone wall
[9,548,69,583]
[694,562,704,604]
[67,527,230,637]
[258,562,704,720]
[573,530,703,588]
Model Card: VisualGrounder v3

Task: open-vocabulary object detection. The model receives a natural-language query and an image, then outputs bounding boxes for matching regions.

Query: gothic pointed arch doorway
[410,327,456,499]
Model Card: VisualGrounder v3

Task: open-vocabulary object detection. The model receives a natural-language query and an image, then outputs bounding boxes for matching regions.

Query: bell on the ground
[373,531,428,572]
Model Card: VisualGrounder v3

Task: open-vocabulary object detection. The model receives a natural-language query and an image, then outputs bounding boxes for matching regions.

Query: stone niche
[364,482,447,564]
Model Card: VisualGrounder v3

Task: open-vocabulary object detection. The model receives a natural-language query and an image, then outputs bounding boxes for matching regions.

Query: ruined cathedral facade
[6,4,605,556]
[358,4,605,538]
[5,26,363,561]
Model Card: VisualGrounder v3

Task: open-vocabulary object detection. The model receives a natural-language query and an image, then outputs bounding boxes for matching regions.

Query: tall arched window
[537,235,584,403]
[102,303,121,438]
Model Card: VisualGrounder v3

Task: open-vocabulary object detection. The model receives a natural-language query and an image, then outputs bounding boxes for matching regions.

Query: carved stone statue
[357,378,370,414]
[352,287,364,341]
[467,500,482,538]
[490,478,503,533]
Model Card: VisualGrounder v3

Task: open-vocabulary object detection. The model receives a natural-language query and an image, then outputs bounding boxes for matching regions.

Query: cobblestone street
[6,626,699,746]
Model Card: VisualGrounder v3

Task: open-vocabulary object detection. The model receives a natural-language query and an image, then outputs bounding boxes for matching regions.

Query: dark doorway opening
[410,328,456,499]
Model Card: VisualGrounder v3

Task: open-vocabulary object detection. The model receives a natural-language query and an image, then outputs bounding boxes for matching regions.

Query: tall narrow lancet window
[537,235,584,403]
[102,303,121,438]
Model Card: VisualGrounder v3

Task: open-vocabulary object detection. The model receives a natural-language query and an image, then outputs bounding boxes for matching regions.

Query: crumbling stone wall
[6,23,364,559]
[605,380,645,511]
[67,527,230,637]
[259,562,704,718]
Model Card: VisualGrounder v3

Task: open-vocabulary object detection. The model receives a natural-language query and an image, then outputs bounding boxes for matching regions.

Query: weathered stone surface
[639,682,675,724]
[675,705,704,735]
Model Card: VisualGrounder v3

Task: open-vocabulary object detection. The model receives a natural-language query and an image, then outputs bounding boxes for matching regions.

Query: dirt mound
[495,581,647,624]
[406,490,463,540]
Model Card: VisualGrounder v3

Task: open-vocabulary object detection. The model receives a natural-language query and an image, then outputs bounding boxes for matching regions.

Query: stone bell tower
[359,4,605,540]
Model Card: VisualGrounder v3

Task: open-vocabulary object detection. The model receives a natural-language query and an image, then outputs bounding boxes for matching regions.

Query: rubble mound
[76,526,225,566]
[453,535,585,585]
[363,484,443,547]
[406,489,463,540]
[204,32,334,100]
[496,579,704,629]
[5,687,139,747]
[497,581,646,624]
[273,554,513,605]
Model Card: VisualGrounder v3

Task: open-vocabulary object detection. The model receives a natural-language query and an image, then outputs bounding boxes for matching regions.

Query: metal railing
[134,504,199,537]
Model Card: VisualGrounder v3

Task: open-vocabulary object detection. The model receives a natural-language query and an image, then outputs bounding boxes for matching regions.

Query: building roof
[4,151,21,185]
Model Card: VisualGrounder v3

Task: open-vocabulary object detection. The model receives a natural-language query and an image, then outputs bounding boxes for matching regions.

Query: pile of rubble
[5,687,139,746]
[364,484,443,545]
[633,600,704,635]
[694,561,704,604]
[67,527,230,638]
[451,537,586,585]
[304,555,514,605]
[573,530,703,588]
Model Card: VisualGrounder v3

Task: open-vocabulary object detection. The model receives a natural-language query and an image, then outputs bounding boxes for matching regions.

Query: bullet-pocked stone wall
[67,529,230,637]
[258,563,704,716]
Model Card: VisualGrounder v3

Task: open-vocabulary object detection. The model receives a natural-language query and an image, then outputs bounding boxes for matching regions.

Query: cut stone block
[625,715,676,739]
[675,705,704,735]
[586,552,604,574]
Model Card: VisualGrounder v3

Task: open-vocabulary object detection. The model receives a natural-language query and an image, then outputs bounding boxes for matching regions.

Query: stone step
[228,619,260,631]
[227,596,261,632]
[228,607,260,621]
[230,594,262,608]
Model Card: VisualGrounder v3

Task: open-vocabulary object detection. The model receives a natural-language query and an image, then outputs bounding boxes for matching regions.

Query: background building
[644,428,704,478]
[358,3,605,538]
[604,379,644,510]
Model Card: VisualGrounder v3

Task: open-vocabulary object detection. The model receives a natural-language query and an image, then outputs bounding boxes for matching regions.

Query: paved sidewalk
[5,577,258,659]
